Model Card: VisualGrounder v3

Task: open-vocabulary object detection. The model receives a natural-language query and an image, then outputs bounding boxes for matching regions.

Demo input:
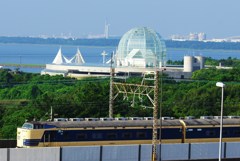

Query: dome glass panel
[116,27,166,67]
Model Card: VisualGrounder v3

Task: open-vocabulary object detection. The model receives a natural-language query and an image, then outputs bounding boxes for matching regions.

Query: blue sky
[0,0,239,39]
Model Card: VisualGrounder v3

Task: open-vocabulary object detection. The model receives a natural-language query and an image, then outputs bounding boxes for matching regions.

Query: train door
[43,132,51,147]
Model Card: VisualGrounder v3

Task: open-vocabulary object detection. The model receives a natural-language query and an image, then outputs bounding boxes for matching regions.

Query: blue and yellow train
[17,117,240,148]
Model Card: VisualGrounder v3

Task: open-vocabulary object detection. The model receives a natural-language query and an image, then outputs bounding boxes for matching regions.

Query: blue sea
[0,43,240,73]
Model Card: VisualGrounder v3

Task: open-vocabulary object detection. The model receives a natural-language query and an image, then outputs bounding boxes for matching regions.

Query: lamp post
[216,82,225,161]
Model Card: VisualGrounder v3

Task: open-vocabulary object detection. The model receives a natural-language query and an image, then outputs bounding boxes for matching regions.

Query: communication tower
[104,21,110,39]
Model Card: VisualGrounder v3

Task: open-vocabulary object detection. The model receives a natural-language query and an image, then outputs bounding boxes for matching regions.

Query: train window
[206,130,216,136]
[77,133,87,140]
[44,133,50,142]
[234,130,240,136]
[58,130,63,135]
[197,129,202,131]
[122,132,132,139]
[223,130,229,136]
[22,123,33,129]
[107,133,117,139]
[50,133,56,141]
[92,133,103,139]
[137,132,147,139]
[34,124,43,129]
[64,132,69,140]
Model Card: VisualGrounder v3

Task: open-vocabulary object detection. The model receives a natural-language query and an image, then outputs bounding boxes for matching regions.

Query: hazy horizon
[0,0,239,39]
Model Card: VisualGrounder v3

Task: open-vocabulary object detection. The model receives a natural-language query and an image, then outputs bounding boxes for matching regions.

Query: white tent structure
[69,48,85,64]
[106,52,115,64]
[52,48,71,64]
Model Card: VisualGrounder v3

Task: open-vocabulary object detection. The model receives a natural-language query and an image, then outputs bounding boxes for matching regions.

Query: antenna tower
[105,20,110,39]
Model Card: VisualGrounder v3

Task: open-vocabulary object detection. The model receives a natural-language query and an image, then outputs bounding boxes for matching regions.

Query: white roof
[70,48,85,64]
[106,52,115,64]
[125,49,143,59]
[52,48,70,64]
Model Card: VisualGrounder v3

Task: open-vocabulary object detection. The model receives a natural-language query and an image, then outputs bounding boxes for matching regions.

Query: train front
[17,122,46,148]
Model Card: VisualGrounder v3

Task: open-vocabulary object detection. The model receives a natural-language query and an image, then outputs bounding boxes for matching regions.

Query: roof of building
[52,48,85,65]
[52,48,69,64]
[116,27,166,64]
[69,48,85,64]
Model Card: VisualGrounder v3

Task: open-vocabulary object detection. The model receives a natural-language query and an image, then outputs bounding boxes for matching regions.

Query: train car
[17,118,240,148]
[181,119,240,143]
[17,119,183,148]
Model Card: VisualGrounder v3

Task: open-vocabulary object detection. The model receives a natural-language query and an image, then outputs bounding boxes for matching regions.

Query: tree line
[1,36,240,50]
[1,60,240,138]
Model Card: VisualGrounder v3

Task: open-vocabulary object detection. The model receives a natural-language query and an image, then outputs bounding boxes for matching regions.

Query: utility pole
[50,106,53,121]
[109,52,114,118]
[152,71,159,161]
[111,69,159,160]
[109,55,160,161]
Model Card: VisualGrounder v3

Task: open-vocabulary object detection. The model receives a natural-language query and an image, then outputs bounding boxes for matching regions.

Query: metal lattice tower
[112,72,156,108]
[109,70,159,161]
[152,70,159,161]
[109,67,114,118]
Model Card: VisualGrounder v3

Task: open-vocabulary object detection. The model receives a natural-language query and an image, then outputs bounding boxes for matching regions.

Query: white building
[189,33,199,41]
[198,33,206,41]
[171,32,207,41]
[183,56,205,72]
[41,27,205,79]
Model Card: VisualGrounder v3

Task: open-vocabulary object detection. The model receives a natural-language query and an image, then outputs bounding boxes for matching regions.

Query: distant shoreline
[0,63,45,68]
[1,36,240,50]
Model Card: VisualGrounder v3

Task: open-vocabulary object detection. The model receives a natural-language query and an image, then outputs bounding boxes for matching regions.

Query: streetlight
[216,82,225,161]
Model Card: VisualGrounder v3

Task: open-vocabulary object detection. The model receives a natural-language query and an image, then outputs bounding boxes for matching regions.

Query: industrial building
[41,27,205,79]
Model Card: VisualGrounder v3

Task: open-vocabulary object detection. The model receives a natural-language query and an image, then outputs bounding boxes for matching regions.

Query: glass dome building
[116,27,166,68]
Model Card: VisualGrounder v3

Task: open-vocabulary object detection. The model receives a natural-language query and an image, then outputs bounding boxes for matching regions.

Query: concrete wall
[190,142,224,160]
[0,149,8,161]
[102,145,139,161]
[9,147,60,161]
[226,142,240,158]
[140,144,152,161]
[61,146,100,161]
[2,142,240,161]
[161,143,189,160]
[166,71,192,79]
